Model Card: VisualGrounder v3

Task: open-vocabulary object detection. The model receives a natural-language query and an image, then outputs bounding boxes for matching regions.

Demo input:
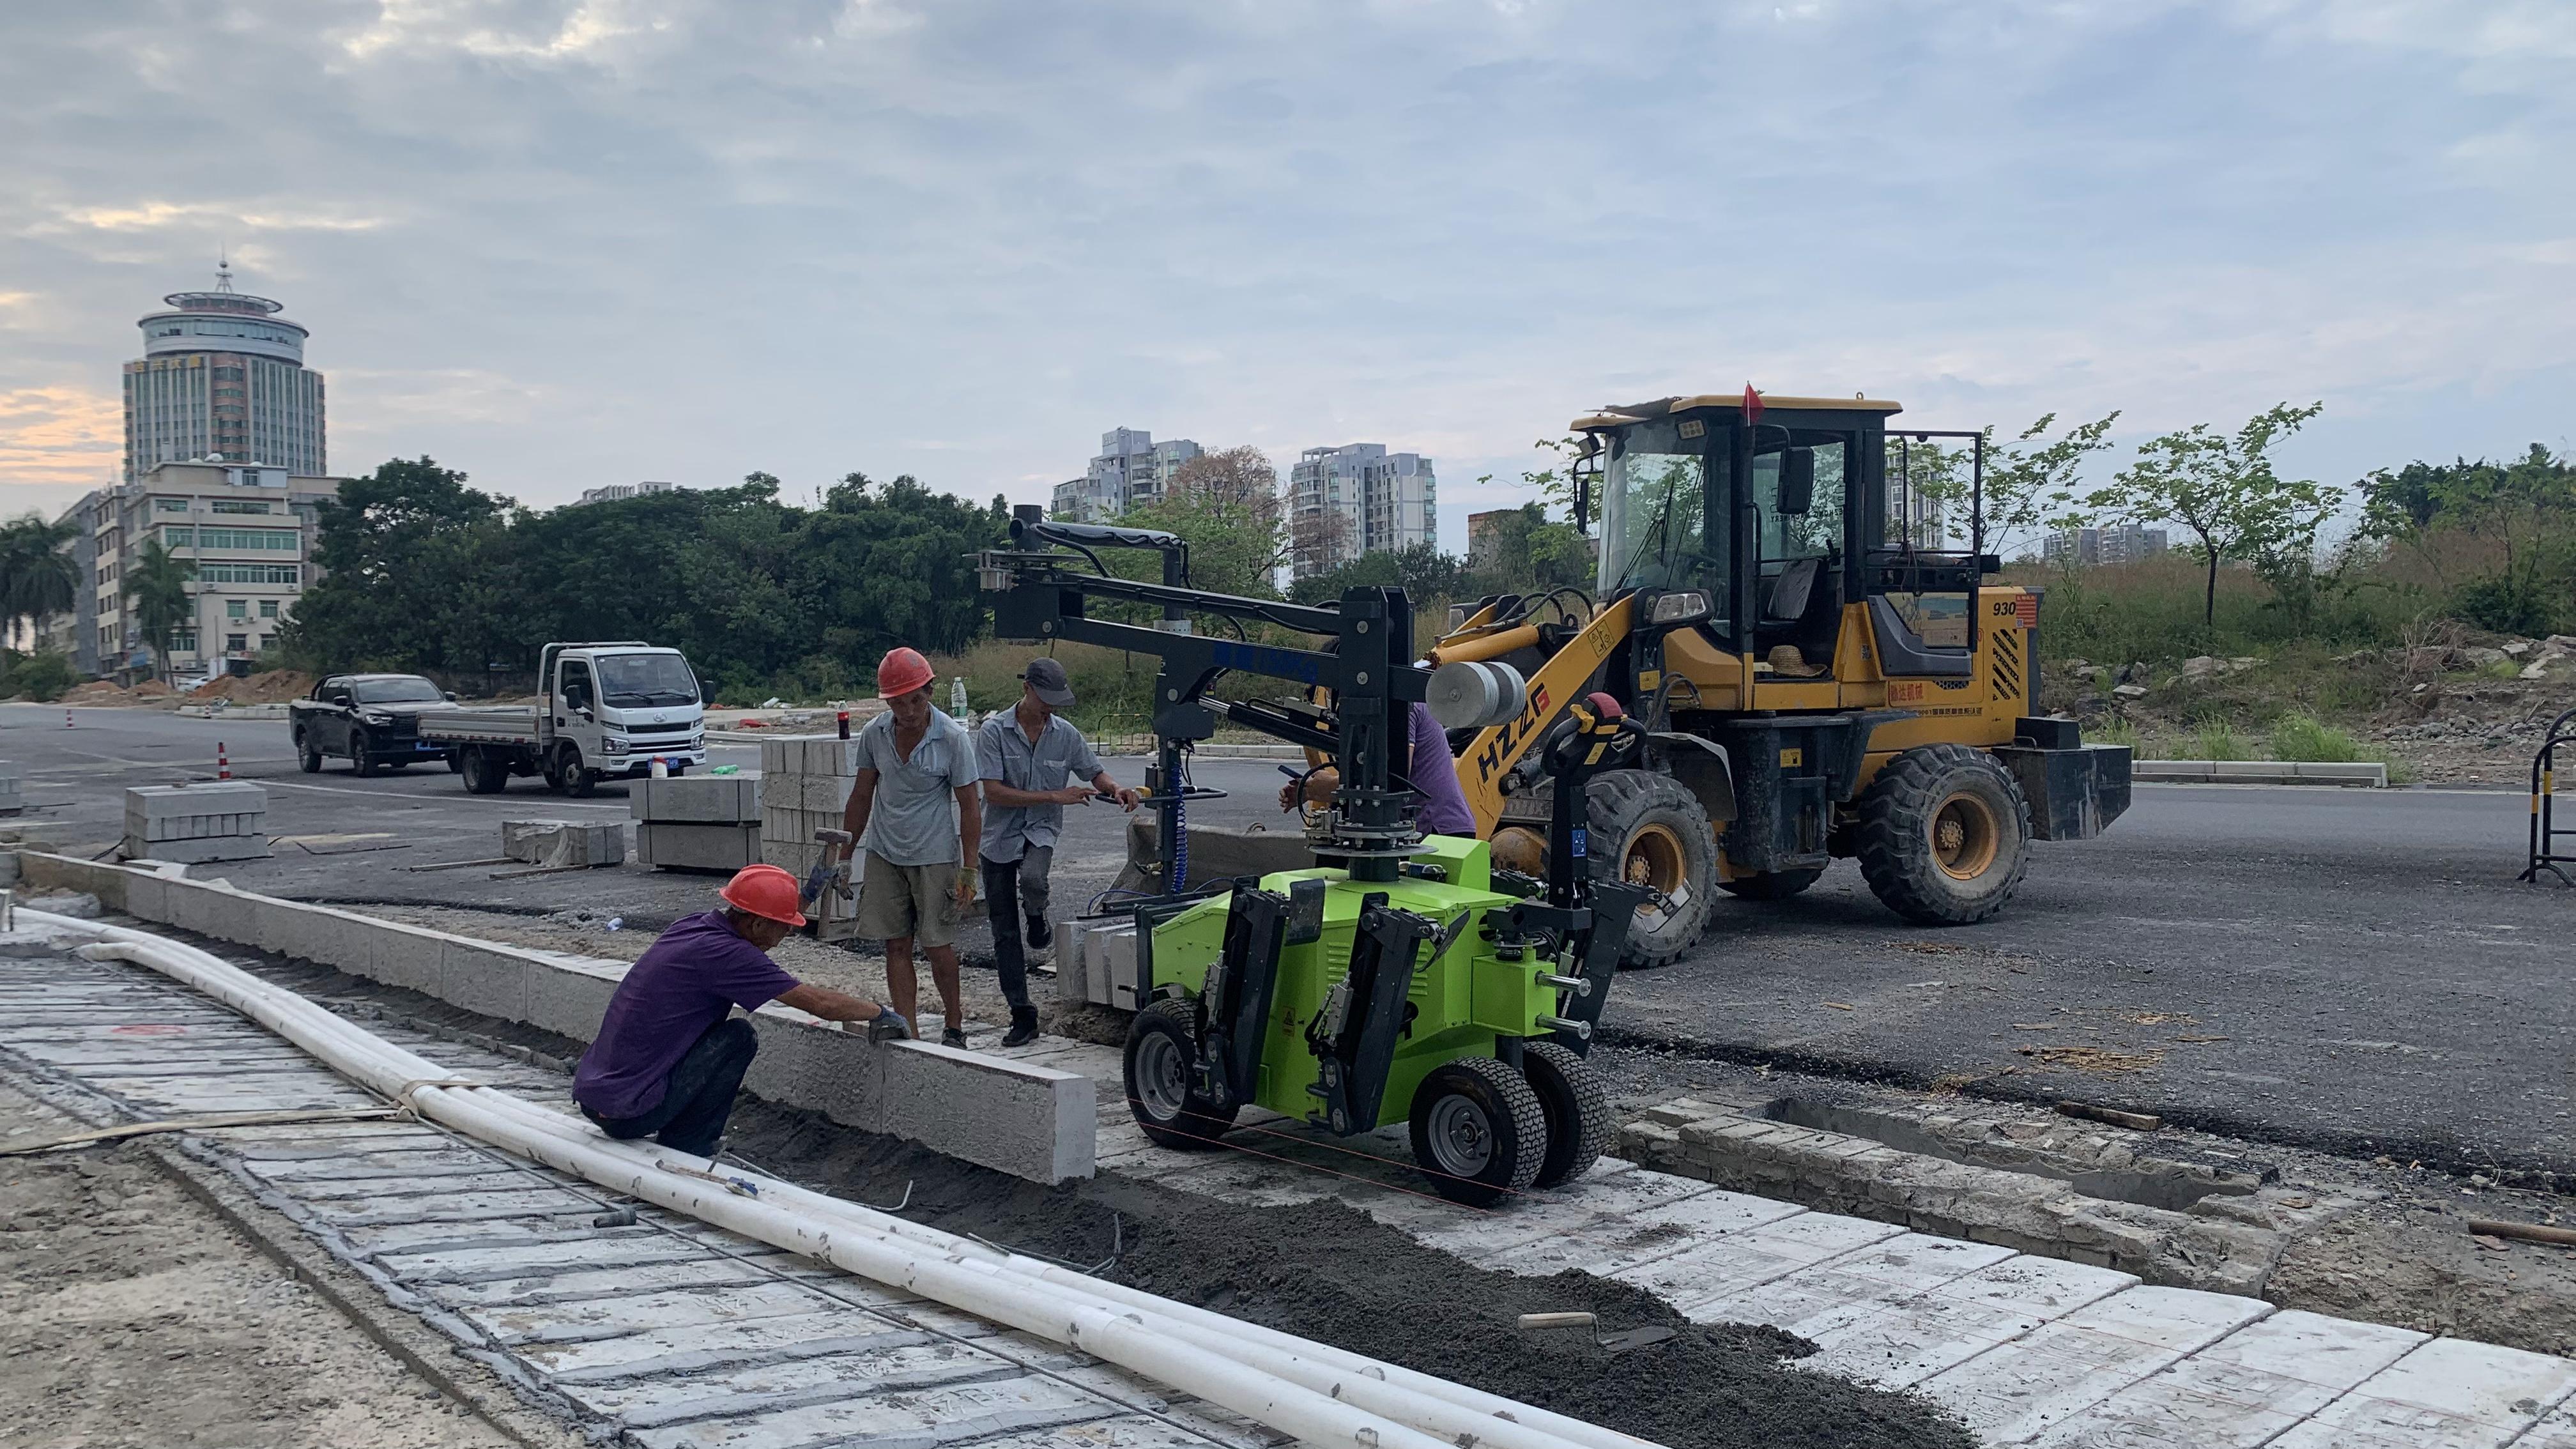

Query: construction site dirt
[0,1078,521,1449]
[220,952,1977,1449]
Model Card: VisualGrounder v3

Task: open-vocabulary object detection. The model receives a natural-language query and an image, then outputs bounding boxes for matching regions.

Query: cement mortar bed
[188,941,1976,1449]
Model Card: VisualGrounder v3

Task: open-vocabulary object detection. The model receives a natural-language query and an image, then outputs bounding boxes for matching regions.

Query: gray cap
[1022,657,1076,707]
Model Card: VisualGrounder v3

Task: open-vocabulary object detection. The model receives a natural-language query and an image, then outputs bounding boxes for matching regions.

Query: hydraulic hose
[22,910,1651,1449]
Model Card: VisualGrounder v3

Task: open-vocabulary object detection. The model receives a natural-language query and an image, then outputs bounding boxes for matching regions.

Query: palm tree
[124,538,195,684]
[0,514,77,652]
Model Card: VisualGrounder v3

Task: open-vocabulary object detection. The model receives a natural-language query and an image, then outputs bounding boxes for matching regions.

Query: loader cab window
[1878,434,1976,648]
[1598,420,1724,618]
[1750,437,1848,666]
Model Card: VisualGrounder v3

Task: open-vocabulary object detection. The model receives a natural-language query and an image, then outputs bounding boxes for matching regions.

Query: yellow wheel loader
[1429,390,2131,968]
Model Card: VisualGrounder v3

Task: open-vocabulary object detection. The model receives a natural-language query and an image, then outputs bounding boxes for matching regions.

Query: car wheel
[556,745,597,798]
[296,730,321,774]
[350,729,379,777]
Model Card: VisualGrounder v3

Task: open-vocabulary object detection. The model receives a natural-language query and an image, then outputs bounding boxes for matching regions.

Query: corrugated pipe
[25,912,1657,1449]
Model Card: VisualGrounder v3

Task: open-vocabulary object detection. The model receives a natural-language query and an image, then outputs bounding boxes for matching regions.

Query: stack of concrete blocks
[123,782,271,863]
[1054,917,1142,1011]
[632,774,762,873]
[500,819,625,868]
[0,762,21,817]
[759,735,859,940]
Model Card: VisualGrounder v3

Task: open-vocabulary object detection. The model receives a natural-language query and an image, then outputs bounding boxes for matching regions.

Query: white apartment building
[1287,443,1437,579]
[2041,523,2170,569]
[88,460,339,681]
[574,480,686,506]
[1051,427,1202,521]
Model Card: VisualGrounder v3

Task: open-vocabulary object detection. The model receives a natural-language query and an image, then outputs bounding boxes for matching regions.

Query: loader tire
[1521,1040,1607,1189]
[1718,867,1826,900]
[1409,1056,1548,1207]
[1586,769,1717,970]
[1855,744,2031,925]
[1124,998,1238,1151]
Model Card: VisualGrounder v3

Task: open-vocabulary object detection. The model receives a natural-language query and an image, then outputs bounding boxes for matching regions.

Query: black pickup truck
[289,673,461,776]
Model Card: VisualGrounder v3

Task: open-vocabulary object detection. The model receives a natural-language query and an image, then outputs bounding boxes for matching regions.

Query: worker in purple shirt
[1278,700,1476,836]
[572,864,902,1160]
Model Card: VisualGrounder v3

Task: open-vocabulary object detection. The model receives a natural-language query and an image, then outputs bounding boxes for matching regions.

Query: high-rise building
[1287,443,1436,579]
[1052,427,1202,521]
[2042,523,2169,569]
[123,264,325,482]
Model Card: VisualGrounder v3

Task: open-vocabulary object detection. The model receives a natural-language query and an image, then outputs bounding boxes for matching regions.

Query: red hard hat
[877,647,934,700]
[718,864,808,927]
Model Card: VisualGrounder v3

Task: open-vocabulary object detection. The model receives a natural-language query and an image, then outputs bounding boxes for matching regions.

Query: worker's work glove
[861,1008,910,1043]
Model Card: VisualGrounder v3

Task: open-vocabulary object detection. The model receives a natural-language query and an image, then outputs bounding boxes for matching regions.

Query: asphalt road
[9,704,2568,1179]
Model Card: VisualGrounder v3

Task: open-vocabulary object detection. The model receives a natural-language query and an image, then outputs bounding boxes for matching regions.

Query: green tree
[2083,403,2334,627]
[0,513,79,648]
[2360,444,2576,634]
[285,457,512,672]
[123,538,195,682]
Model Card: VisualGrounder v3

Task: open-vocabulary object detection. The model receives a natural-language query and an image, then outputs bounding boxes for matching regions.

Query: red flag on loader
[1742,383,1763,425]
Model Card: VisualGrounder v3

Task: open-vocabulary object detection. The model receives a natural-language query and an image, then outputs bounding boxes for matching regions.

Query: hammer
[802,829,855,909]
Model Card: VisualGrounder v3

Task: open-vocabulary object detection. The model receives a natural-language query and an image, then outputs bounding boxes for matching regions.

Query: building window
[210,499,269,514]
[156,498,189,513]
[197,564,300,585]
[172,629,198,652]
[259,599,279,618]
[160,526,193,546]
[226,633,247,653]
[226,599,247,619]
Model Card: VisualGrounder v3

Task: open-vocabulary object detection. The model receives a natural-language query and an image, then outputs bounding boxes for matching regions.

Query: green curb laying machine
[981,509,1648,1205]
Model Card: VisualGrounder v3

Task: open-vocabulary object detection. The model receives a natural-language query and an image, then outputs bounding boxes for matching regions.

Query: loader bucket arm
[1452,594,1636,835]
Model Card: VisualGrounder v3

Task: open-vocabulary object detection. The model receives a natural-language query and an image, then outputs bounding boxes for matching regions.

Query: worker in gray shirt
[977,658,1137,1046]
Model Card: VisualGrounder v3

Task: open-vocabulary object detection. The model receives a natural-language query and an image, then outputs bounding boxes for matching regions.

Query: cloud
[47,201,390,234]
[0,0,2565,549]
[0,385,121,491]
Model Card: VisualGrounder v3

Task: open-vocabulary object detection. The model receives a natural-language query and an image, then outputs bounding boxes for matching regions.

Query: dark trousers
[583,1017,756,1158]
[981,855,1043,1024]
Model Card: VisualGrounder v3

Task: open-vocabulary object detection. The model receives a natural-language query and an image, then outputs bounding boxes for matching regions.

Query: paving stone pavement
[995,1037,2576,1448]
[10,932,2576,1448]
[0,945,1280,1449]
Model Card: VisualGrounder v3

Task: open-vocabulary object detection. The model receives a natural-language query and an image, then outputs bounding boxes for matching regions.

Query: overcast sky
[4,0,2569,550]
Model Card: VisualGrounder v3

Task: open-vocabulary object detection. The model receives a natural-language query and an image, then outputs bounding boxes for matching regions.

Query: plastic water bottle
[650,756,668,779]
[949,676,970,723]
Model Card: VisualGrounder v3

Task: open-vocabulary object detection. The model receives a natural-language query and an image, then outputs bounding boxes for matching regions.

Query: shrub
[2186,717,2250,761]
[2268,714,2362,762]
[1,650,79,702]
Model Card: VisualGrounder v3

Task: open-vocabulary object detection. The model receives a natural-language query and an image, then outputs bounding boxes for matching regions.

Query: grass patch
[2182,712,2251,761]
[2268,714,2364,763]
[2088,716,2143,752]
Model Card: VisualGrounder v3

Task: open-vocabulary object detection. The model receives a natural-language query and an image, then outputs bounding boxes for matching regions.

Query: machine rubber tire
[1409,1056,1548,1207]
[460,747,508,795]
[1585,769,1718,970]
[1521,1040,1607,1190]
[445,750,464,774]
[1123,998,1239,1151]
[350,730,379,777]
[1719,867,1827,900]
[1855,743,2032,926]
[296,731,321,774]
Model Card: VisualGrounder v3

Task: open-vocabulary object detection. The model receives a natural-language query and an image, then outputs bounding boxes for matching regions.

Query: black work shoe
[1002,1015,1040,1048]
[1027,916,1050,949]
[940,1025,969,1048]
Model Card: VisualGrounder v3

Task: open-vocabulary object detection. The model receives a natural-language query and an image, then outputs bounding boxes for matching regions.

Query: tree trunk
[2203,551,2219,627]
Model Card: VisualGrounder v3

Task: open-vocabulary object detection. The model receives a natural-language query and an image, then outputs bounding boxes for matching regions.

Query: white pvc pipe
[30,914,1639,1449]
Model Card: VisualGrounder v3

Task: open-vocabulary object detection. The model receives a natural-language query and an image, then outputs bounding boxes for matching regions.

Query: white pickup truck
[418,641,708,796]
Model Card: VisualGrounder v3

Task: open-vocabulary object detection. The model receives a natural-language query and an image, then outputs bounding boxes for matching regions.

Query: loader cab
[1582,394,1989,682]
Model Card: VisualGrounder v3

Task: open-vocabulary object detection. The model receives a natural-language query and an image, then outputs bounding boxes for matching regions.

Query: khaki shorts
[854,852,960,948]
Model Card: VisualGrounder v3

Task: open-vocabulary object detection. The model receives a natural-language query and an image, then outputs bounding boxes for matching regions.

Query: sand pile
[61,680,139,705]
[187,669,314,704]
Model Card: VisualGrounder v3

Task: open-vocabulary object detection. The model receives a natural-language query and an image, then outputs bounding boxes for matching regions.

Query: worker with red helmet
[571,864,904,1159]
[836,646,983,1047]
